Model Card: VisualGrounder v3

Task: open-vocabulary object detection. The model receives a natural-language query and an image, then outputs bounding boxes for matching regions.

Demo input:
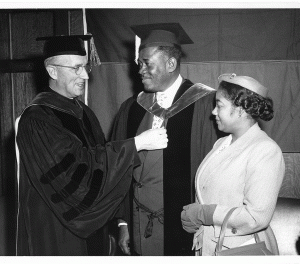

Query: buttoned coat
[195,123,285,255]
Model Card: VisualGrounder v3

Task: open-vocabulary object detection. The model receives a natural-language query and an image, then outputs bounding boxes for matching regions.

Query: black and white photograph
[0,2,299,263]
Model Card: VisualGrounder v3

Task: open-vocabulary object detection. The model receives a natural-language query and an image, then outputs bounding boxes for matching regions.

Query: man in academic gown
[15,35,168,256]
[112,23,220,256]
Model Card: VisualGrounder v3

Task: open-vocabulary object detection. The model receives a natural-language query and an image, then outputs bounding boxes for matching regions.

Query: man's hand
[118,225,131,255]
[134,128,168,151]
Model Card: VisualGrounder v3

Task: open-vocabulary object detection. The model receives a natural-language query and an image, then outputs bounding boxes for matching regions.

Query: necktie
[156,93,168,108]
[152,93,167,129]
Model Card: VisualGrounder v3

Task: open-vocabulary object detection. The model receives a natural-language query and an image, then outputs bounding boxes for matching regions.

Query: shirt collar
[156,75,183,108]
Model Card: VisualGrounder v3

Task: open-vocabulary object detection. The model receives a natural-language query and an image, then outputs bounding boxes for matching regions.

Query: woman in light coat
[181,73,285,256]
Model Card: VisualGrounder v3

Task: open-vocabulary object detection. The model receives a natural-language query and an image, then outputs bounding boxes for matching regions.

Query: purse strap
[215,207,261,252]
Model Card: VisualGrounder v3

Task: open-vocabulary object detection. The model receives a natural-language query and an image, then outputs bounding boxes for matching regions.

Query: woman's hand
[181,203,217,233]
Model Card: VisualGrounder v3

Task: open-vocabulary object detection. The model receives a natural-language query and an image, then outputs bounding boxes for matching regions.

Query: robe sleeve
[110,98,135,223]
[17,105,140,238]
[191,92,222,184]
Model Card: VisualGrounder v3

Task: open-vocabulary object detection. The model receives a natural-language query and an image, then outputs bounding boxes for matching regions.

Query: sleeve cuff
[118,222,128,227]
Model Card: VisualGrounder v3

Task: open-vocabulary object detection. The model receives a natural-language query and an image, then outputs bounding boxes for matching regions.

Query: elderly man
[15,35,168,256]
[112,23,220,256]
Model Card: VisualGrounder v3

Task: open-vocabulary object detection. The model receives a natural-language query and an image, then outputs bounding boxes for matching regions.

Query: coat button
[136,182,143,188]
[231,228,237,234]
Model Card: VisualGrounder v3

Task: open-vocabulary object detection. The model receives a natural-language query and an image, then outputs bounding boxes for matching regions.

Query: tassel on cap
[87,33,101,66]
[135,35,141,65]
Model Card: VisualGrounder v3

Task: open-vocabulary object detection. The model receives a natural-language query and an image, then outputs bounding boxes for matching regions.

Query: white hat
[218,73,268,98]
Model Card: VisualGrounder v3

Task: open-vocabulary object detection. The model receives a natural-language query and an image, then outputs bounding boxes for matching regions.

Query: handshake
[134,128,168,151]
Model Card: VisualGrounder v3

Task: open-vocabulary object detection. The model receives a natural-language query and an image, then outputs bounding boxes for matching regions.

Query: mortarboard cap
[36,35,92,59]
[36,34,101,66]
[131,22,193,50]
[218,73,268,98]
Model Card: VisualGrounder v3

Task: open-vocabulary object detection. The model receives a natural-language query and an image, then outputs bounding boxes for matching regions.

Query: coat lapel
[196,123,262,203]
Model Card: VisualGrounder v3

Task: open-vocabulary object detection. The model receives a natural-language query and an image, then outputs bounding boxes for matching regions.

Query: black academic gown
[16,89,140,256]
[111,79,220,256]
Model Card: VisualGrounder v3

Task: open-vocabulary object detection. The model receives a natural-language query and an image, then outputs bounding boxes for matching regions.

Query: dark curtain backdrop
[86,9,300,152]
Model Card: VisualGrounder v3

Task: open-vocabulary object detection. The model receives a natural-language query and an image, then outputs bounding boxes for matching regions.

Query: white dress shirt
[152,75,183,129]
[156,74,183,108]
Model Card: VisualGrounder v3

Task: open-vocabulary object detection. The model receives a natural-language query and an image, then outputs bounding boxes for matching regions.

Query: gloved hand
[181,203,217,233]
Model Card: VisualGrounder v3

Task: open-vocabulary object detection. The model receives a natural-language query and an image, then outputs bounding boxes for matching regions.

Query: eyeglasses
[51,64,92,75]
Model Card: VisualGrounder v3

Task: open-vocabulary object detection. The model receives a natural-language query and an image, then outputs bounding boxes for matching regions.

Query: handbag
[215,207,274,256]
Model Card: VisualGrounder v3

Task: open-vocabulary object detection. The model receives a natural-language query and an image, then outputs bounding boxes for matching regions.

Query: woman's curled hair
[219,81,274,121]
